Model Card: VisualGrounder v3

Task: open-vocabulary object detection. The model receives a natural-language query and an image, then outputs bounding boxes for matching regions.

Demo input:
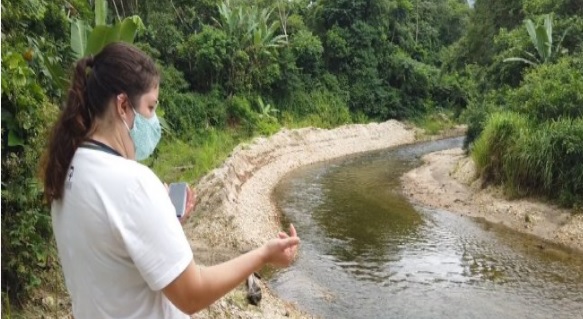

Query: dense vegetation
[450,0,583,208]
[2,0,581,312]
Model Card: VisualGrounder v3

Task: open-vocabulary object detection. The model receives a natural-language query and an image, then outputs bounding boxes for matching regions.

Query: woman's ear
[116,94,133,118]
[116,94,126,117]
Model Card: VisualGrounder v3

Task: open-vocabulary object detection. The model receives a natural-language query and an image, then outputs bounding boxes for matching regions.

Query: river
[270,137,583,319]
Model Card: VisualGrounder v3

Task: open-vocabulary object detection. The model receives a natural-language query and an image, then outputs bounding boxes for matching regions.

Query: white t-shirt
[51,146,192,319]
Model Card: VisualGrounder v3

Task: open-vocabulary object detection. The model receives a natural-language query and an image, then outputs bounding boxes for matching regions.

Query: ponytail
[40,56,94,203]
[40,42,160,203]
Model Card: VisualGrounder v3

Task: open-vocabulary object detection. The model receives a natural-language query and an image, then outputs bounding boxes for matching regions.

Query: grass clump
[472,112,583,208]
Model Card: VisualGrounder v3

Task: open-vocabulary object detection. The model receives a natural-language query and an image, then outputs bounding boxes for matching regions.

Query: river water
[270,137,583,319]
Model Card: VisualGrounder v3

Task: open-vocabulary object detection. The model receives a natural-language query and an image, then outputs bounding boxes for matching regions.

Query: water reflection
[271,138,583,319]
[313,157,423,282]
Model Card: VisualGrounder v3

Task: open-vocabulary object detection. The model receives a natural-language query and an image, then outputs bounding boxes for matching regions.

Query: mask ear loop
[116,94,136,159]
[117,94,135,132]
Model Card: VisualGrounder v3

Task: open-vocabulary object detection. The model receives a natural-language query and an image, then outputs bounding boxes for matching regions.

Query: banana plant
[504,14,569,66]
[214,0,287,50]
[256,96,278,119]
[70,0,145,60]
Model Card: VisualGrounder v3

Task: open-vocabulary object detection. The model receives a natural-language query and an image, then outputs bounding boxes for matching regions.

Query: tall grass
[504,118,583,206]
[472,112,531,183]
[473,112,583,208]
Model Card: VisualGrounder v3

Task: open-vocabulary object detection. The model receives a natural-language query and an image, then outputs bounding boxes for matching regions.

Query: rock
[246,273,262,306]
[42,296,55,308]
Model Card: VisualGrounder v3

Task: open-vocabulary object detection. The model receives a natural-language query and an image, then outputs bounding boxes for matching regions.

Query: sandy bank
[184,120,416,318]
[401,148,583,254]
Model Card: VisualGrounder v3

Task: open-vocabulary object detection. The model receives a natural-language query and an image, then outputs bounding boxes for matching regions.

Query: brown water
[270,137,583,319]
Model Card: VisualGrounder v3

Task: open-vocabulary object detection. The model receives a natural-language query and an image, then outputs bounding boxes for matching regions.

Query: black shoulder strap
[79,139,123,157]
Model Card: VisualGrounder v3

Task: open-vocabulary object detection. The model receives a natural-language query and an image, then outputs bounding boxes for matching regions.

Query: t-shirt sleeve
[114,168,193,291]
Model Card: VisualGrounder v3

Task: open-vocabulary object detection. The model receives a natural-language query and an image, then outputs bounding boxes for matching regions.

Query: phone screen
[168,182,188,218]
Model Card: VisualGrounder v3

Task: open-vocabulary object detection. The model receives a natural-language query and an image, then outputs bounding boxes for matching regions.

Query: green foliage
[473,113,583,207]
[70,0,145,59]
[290,30,324,74]
[278,89,351,128]
[472,112,532,183]
[148,129,240,183]
[503,14,569,66]
[413,110,457,135]
[161,85,228,137]
[0,0,492,308]
[503,118,583,205]
[2,27,61,303]
[523,0,583,16]
[458,0,524,66]
[211,0,288,92]
[454,0,583,208]
[142,11,185,62]
[508,56,583,121]
[469,56,583,207]
[224,94,282,135]
[178,25,229,91]
[461,86,511,149]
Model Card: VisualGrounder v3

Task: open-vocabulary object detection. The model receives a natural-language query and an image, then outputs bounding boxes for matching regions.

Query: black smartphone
[168,182,188,218]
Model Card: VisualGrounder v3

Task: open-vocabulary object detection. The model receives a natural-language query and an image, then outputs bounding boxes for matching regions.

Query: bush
[290,30,324,75]
[503,118,583,206]
[508,56,583,122]
[381,49,440,119]
[462,88,509,150]
[177,25,230,92]
[161,88,227,137]
[278,89,351,128]
[1,48,60,304]
[473,112,583,207]
[471,111,532,184]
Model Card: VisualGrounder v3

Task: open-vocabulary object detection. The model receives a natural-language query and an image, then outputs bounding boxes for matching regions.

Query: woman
[40,42,299,318]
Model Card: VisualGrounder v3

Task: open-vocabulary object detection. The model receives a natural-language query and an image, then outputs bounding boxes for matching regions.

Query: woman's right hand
[262,224,300,268]
[163,224,299,314]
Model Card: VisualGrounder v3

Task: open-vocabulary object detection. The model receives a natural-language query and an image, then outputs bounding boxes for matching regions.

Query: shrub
[290,29,324,75]
[278,89,351,128]
[508,56,583,122]
[161,88,228,137]
[462,88,509,150]
[503,118,583,206]
[471,111,531,184]
[1,49,60,304]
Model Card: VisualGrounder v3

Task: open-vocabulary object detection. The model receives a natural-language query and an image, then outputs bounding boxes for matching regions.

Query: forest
[1,0,582,310]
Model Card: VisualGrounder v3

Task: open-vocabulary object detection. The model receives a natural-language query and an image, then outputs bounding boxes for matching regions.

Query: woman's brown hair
[40,42,160,203]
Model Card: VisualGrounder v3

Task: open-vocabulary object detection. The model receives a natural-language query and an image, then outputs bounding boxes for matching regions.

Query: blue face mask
[124,109,162,161]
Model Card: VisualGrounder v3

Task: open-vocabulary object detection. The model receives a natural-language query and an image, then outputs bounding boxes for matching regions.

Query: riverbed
[270,138,583,319]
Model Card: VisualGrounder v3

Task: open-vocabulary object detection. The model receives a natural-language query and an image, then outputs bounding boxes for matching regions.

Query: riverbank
[185,120,419,318]
[401,148,583,254]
